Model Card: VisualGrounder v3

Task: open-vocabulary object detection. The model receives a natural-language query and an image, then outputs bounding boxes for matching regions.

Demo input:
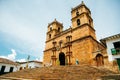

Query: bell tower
[71,1,96,40]
[46,19,63,41]
[71,1,93,28]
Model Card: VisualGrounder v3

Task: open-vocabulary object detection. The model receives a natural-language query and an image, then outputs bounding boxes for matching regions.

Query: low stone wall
[101,74,120,80]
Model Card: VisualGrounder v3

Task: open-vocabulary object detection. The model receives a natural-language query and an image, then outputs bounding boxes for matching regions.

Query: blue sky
[0,0,120,62]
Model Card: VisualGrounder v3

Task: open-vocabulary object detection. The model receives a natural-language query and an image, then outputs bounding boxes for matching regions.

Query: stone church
[43,1,108,66]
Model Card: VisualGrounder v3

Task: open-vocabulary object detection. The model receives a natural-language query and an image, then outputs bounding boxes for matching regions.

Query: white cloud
[0,49,16,61]
[0,49,26,62]
[35,57,42,61]
[16,59,26,62]
[7,49,16,60]
[0,12,44,58]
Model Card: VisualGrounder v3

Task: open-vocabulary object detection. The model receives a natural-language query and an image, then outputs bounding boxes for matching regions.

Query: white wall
[18,62,43,70]
[33,62,43,68]
[106,37,120,61]
[0,63,18,73]
[0,62,43,73]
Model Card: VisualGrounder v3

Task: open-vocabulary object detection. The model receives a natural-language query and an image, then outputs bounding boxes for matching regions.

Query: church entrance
[59,52,65,65]
[96,54,104,66]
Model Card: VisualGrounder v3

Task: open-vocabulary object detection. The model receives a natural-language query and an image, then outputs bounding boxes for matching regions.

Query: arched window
[19,67,23,70]
[96,54,104,66]
[89,19,91,26]
[76,11,79,16]
[50,27,52,31]
[77,19,80,26]
[59,40,63,48]
[49,34,51,39]
[58,27,60,32]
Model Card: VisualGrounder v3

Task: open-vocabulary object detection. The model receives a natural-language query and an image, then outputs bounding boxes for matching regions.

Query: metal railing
[111,48,120,55]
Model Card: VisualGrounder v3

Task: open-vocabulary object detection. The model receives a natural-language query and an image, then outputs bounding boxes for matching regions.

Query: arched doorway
[19,67,23,70]
[96,54,104,66]
[59,52,65,65]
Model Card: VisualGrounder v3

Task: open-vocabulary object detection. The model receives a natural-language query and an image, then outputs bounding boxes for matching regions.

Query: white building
[18,61,43,70]
[0,58,18,75]
[100,33,120,61]
[100,33,120,69]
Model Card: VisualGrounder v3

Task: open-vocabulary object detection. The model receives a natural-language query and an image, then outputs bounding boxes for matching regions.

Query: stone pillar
[59,40,63,52]
[51,41,57,66]
[66,35,72,65]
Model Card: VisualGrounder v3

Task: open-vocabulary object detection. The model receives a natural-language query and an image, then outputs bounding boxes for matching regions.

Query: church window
[89,19,91,26]
[58,27,60,32]
[50,27,52,31]
[59,40,63,48]
[49,34,51,39]
[96,54,104,66]
[76,11,79,16]
[77,19,80,26]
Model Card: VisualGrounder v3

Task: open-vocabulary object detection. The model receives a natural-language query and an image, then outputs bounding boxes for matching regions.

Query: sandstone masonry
[43,1,108,66]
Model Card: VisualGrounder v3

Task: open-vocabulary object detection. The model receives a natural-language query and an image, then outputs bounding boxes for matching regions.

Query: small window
[77,19,80,26]
[58,27,60,32]
[9,67,14,72]
[76,11,79,16]
[89,19,91,26]
[50,25,52,31]
[59,40,63,48]
[0,66,6,74]
[50,27,52,31]
[49,34,51,39]
[113,41,120,49]
[113,41,120,53]
[19,67,23,70]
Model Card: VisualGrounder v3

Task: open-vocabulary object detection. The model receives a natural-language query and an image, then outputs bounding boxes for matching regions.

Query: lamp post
[66,35,72,65]
[51,41,57,66]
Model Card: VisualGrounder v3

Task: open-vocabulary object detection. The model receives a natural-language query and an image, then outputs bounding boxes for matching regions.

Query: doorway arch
[59,52,65,65]
[96,54,104,66]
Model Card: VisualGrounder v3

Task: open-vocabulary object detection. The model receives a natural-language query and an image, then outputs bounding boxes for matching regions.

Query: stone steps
[101,74,120,80]
[0,65,119,80]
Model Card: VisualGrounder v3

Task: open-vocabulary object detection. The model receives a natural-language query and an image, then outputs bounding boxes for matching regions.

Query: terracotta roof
[100,33,120,45]
[0,58,18,65]
[48,18,63,27]
[17,60,43,64]
[100,33,120,41]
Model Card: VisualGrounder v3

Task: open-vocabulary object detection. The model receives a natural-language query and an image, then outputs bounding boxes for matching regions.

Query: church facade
[43,1,108,66]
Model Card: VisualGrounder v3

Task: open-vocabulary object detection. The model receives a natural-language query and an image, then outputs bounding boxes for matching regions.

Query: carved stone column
[66,35,72,65]
[51,41,57,66]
